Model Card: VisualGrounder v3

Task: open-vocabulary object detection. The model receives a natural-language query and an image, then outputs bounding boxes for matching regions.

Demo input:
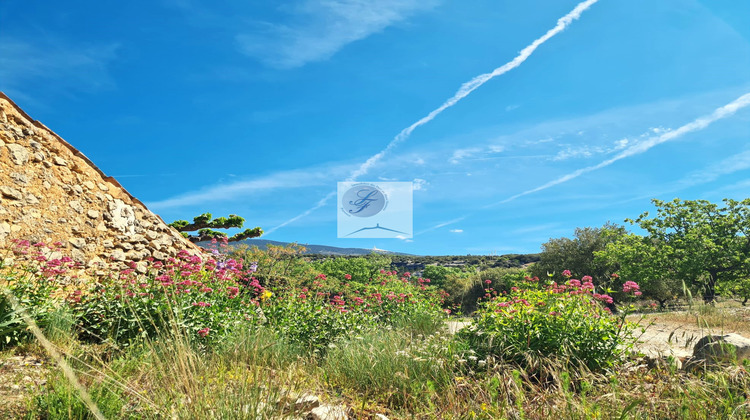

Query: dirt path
[630,307,750,359]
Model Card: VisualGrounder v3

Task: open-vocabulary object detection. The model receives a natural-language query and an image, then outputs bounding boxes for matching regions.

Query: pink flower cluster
[622,280,642,296]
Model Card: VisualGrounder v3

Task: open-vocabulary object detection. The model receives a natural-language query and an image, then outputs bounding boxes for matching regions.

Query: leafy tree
[169,213,262,243]
[528,222,627,286]
[422,265,469,289]
[595,233,685,307]
[628,198,750,303]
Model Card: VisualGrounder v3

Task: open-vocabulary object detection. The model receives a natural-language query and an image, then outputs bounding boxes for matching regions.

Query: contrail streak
[264,191,336,235]
[347,0,600,181]
[420,92,750,232]
[495,92,750,204]
[269,0,600,234]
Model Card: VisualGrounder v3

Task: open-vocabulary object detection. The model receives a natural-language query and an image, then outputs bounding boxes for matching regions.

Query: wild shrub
[1,240,70,349]
[460,273,640,370]
[70,250,265,347]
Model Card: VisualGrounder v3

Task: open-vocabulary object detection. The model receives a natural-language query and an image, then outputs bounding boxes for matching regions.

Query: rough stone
[118,242,134,251]
[83,181,95,190]
[693,333,750,364]
[0,186,22,200]
[306,405,350,420]
[6,144,29,165]
[10,172,28,185]
[87,210,99,219]
[110,249,126,262]
[294,394,320,412]
[52,156,67,166]
[69,238,86,249]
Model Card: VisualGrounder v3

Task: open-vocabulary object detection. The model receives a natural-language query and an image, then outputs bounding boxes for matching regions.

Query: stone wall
[0,92,202,274]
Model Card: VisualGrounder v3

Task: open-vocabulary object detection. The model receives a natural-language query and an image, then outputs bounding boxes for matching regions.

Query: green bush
[460,275,638,370]
[311,254,391,284]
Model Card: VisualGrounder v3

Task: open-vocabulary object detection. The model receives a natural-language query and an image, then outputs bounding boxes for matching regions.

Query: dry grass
[635,302,750,335]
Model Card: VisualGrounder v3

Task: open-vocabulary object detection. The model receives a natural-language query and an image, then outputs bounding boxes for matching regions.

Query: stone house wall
[0,92,202,274]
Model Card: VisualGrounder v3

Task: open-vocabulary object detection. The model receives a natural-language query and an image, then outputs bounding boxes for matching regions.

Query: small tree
[529,222,626,286]
[595,233,684,308]
[629,198,750,303]
[169,213,262,243]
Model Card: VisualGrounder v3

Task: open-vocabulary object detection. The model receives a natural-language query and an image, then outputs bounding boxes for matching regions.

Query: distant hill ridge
[198,238,415,256]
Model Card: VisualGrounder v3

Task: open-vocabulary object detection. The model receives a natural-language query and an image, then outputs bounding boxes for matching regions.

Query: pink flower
[193,301,211,307]
[581,275,593,282]
[622,281,640,294]
[344,274,352,280]
[197,327,210,337]
[484,280,492,284]
[562,270,572,278]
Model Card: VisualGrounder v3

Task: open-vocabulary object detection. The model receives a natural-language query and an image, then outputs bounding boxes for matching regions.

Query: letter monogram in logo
[341,184,386,217]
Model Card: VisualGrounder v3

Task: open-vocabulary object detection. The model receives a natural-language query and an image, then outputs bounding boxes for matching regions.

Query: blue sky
[2,0,749,255]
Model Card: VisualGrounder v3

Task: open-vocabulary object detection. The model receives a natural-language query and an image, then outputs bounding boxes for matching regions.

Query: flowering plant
[461,274,640,370]
[71,250,265,347]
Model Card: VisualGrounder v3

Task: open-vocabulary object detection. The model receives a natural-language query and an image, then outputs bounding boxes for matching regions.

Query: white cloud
[498,92,750,204]
[449,147,482,164]
[449,229,463,233]
[412,178,428,190]
[236,0,439,68]
[147,162,353,210]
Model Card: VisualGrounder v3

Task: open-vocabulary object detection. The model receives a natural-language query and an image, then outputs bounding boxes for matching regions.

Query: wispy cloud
[551,138,630,161]
[264,191,337,235]
[0,38,118,98]
[680,149,750,186]
[627,148,750,201]
[413,178,428,191]
[236,0,439,69]
[346,0,600,181]
[419,92,750,234]
[449,229,463,233]
[147,163,353,210]
[497,92,750,204]
[416,216,467,235]
[268,0,600,234]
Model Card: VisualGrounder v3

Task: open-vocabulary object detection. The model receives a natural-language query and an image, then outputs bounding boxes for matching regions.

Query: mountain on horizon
[198,238,415,256]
